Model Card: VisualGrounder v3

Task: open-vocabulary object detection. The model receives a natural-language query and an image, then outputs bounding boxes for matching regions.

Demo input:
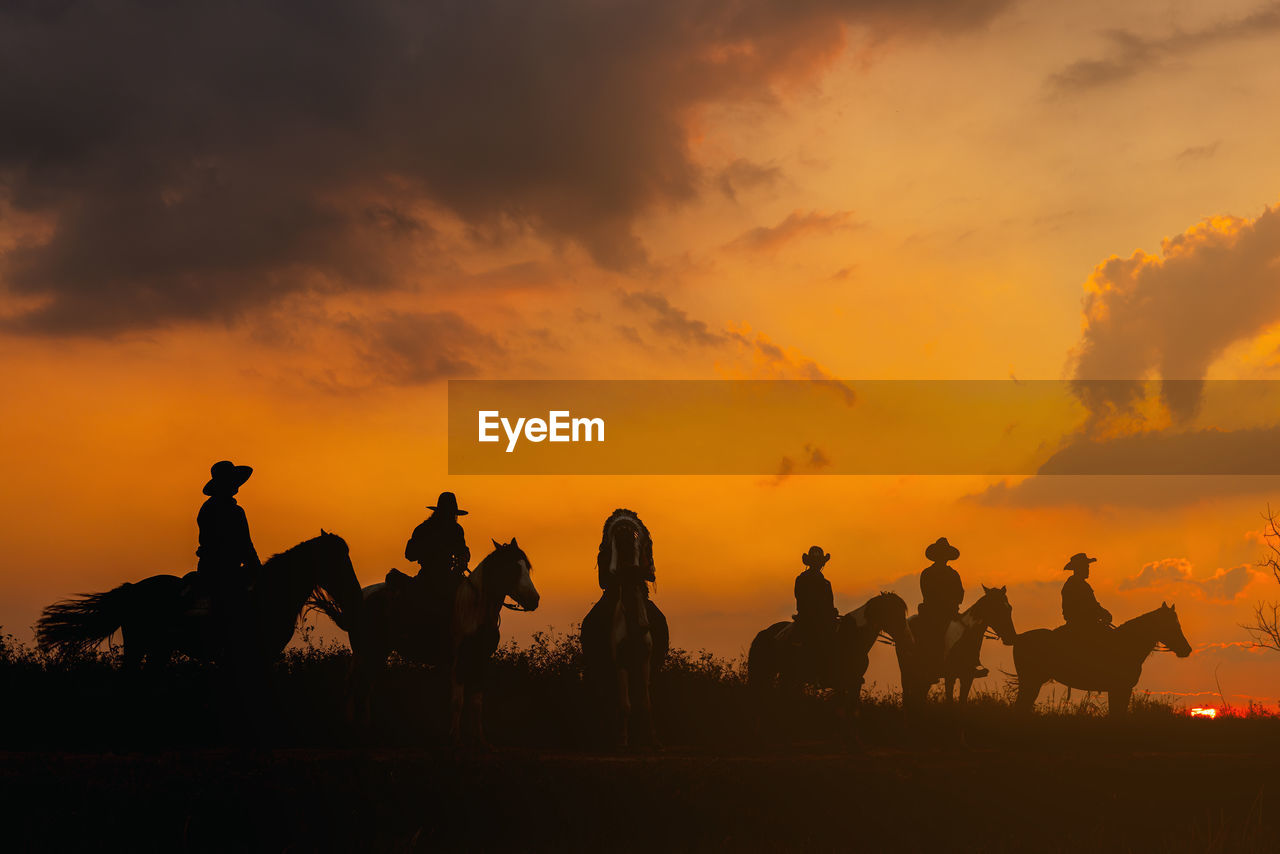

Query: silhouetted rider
[793,546,838,674]
[196,460,261,616]
[1062,552,1111,631]
[405,491,471,591]
[794,546,837,629]
[918,537,986,678]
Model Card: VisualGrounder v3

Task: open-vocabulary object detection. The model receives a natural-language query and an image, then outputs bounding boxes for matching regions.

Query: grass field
[2,628,1278,851]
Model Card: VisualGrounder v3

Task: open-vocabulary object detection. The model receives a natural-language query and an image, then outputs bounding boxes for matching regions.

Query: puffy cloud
[1118,557,1262,601]
[0,0,1008,336]
[1070,205,1280,427]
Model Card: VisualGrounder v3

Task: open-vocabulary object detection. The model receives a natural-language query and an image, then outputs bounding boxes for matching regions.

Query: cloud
[969,475,1280,508]
[0,0,1008,336]
[1047,4,1280,95]
[1069,204,1280,427]
[1034,425,1280,476]
[732,330,857,405]
[1118,557,1262,601]
[340,310,505,386]
[1176,141,1221,163]
[620,290,727,348]
[717,159,783,202]
[726,209,860,253]
[766,442,832,486]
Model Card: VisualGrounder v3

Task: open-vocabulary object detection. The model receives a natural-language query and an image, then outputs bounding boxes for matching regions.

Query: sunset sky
[5,0,1280,705]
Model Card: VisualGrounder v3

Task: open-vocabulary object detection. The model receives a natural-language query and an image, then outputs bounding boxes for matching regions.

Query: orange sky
[4,0,1280,705]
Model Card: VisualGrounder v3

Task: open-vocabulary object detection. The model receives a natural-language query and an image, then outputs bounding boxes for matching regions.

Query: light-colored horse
[747,592,914,739]
[316,538,539,746]
[904,585,1016,707]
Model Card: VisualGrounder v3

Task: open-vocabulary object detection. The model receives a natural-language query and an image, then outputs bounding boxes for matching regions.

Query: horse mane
[263,531,341,567]
[1116,605,1168,634]
[596,509,654,576]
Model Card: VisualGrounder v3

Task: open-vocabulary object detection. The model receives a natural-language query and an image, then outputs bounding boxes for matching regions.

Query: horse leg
[1016,677,1044,714]
[944,676,956,704]
[1108,685,1133,718]
[638,646,659,748]
[466,686,490,750]
[449,674,466,747]
[959,677,973,705]
[615,665,632,749]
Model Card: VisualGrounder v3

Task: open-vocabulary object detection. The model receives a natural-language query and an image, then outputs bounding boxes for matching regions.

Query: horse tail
[747,626,778,689]
[36,583,135,657]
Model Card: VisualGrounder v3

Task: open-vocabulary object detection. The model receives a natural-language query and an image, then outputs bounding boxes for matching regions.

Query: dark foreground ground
[1,746,1276,852]
[3,632,1279,851]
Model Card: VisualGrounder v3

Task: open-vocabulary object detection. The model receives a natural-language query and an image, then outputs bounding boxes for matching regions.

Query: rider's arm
[405,523,423,562]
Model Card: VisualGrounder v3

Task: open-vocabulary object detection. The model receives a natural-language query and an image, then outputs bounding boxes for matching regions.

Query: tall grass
[0,625,1276,752]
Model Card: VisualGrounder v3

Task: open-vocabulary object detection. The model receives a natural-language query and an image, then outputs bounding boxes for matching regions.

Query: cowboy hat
[203,460,252,496]
[1064,552,1097,571]
[801,545,830,569]
[925,537,960,562]
[428,491,468,516]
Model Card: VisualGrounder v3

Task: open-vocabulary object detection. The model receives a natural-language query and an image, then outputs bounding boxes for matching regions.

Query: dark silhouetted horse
[904,584,1016,708]
[315,538,539,746]
[748,591,913,739]
[1013,602,1192,716]
[581,510,668,748]
[37,531,361,667]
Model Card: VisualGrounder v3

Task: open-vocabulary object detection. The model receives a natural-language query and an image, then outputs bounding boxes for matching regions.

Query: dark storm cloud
[1047,3,1280,95]
[0,0,1008,335]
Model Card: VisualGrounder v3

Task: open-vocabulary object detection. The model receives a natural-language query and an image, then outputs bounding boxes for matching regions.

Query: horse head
[1156,601,1193,657]
[979,584,1016,646]
[311,529,363,622]
[484,537,540,612]
[867,592,914,654]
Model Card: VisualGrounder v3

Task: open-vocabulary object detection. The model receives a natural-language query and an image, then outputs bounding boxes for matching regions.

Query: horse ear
[983,584,991,593]
[511,537,519,548]
[320,528,328,536]
[1170,603,1176,611]
[492,538,501,549]
[1000,585,1007,593]
[1161,600,1167,608]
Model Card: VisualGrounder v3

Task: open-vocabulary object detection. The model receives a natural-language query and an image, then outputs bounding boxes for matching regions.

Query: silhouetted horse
[581,510,669,748]
[748,592,913,737]
[904,585,1016,708]
[315,538,539,746]
[1013,602,1192,716]
[37,531,360,667]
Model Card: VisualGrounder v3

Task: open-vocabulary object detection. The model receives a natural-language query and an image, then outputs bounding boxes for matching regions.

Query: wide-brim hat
[802,546,830,569]
[203,460,252,496]
[925,537,960,562]
[428,491,468,516]
[1064,552,1097,571]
